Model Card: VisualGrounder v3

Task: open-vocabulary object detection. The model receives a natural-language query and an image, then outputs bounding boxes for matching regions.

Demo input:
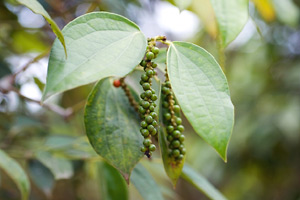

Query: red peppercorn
[113,79,121,87]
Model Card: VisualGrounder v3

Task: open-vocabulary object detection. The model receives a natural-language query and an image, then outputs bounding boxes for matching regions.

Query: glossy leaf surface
[84,78,143,181]
[167,42,234,161]
[43,12,146,101]
[158,126,185,186]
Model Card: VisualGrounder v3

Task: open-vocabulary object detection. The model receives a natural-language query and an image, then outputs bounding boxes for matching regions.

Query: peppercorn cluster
[162,76,186,161]
[139,42,160,158]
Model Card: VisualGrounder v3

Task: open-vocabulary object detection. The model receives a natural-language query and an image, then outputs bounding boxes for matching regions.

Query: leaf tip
[216,145,228,163]
[122,173,130,185]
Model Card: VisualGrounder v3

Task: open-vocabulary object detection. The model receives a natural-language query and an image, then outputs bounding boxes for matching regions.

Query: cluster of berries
[162,80,186,161]
[139,44,160,158]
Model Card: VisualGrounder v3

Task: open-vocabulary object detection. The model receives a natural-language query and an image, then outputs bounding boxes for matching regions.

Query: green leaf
[167,42,234,161]
[43,12,146,101]
[181,164,227,200]
[158,84,184,186]
[0,149,30,200]
[17,0,66,55]
[131,164,164,200]
[158,126,185,187]
[84,78,143,181]
[98,161,128,200]
[210,0,249,47]
[35,151,74,180]
[33,77,45,92]
[28,160,54,195]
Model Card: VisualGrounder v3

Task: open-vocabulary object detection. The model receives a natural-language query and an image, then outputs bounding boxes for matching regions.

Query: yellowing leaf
[189,0,217,39]
[251,0,276,22]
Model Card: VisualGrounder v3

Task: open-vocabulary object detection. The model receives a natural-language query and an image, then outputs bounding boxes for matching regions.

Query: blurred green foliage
[0,0,300,199]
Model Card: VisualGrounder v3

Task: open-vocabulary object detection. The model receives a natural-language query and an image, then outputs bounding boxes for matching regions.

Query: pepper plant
[41,11,234,184]
[0,0,251,199]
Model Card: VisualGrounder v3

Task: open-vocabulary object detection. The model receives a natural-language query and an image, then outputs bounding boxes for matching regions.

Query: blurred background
[0,0,300,199]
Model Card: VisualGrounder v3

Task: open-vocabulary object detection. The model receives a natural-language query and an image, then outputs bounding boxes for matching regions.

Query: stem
[1,87,73,119]
[164,68,177,127]
[12,48,50,82]
[119,78,139,113]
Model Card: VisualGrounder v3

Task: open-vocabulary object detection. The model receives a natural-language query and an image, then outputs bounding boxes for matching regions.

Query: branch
[0,86,73,119]
[12,48,50,82]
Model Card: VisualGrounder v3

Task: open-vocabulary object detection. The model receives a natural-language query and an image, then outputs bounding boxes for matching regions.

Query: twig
[1,87,72,119]
[12,48,50,81]
[120,78,139,112]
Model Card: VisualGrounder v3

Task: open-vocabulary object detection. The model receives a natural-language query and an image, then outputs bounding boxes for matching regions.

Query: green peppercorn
[151,102,157,107]
[179,144,184,151]
[140,60,146,67]
[172,130,181,138]
[142,83,151,90]
[179,135,185,142]
[143,139,151,147]
[172,140,180,148]
[141,129,149,137]
[145,116,153,124]
[167,135,173,142]
[163,101,169,108]
[177,154,184,160]
[147,125,155,132]
[176,117,182,125]
[152,120,158,126]
[141,121,148,128]
[150,112,157,119]
[146,69,154,77]
[149,105,155,111]
[146,52,154,60]
[162,87,170,95]
[152,47,159,54]
[167,125,174,133]
[173,105,180,113]
[150,128,157,136]
[140,92,146,99]
[142,101,150,108]
[165,81,171,88]
[177,125,184,132]
[141,74,149,81]
[139,80,144,85]
[151,94,158,101]
[138,106,146,114]
[152,63,157,68]
[145,90,152,97]
[164,113,171,120]
[181,148,186,155]
[151,89,155,94]
[141,146,147,152]
[149,144,156,151]
[172,149,180,157]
